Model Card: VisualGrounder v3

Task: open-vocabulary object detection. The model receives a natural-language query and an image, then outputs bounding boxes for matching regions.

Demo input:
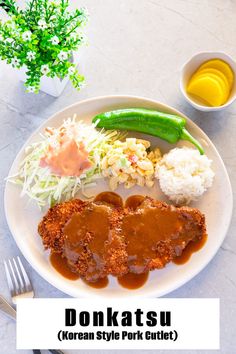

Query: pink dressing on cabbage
[40,135,91,177]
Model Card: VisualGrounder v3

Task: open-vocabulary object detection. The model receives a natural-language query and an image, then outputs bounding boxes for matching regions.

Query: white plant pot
[17,66,70,97]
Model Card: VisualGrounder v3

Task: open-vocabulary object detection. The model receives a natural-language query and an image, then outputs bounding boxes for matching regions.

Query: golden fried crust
[38,196,207,280]
[38,199,87,252]
[146,197,206,242]
[138,197,206,271]
[104,208,128,277]
[67,207,128,281]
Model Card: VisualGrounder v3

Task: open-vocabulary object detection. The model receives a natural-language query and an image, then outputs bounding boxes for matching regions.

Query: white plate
[4,95,233,298]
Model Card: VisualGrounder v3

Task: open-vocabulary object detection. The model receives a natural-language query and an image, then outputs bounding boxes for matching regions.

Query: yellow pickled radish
[186,58,234,107]
[198,59,234,88]
[188,94,211,107]
[194,68,230,94]
[190,72,229,104]
[187,75,225,107]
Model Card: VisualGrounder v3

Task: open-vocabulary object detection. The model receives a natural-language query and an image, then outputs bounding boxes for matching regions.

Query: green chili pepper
[92,108,204,154]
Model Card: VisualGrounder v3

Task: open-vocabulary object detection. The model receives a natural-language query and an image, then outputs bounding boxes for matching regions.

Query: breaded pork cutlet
[38,199,87,252]
[61,201,127,281]
[38,198,127,281]
[120,197,206,274]
[38,194,206,282]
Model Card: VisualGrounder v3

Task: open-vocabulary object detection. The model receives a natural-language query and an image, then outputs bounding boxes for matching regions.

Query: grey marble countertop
[0,1,236,353]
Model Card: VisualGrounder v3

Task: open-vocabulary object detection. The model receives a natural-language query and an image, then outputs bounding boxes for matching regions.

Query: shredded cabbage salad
[9,116,123,208]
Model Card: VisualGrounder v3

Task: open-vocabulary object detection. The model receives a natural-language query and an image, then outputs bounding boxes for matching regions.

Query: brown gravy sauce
[50,252,80,280]
[118,272,149,289]
[94,191,123,208]
[50,192,207,290]
[63,202,111,282]
[173,233,208,265]
[122,198,187,273]
[50,252,109,288]
[83,277,109,289]
[125,195,145,210]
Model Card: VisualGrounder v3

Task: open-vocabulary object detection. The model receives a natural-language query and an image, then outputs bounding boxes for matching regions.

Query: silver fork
[2,257,63,354]
[4,256,34,304]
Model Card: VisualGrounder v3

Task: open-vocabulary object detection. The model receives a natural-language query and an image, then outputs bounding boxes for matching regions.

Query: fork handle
[0,295,16,320]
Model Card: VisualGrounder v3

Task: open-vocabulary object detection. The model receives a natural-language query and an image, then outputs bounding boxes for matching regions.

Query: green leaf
[0,0,88,93]
[0,0,18,15]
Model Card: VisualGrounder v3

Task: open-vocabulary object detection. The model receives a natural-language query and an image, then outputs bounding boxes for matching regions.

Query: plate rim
[4,94,233,298]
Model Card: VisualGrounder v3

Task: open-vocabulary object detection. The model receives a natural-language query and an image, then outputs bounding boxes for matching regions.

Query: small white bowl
[180,51,236,111]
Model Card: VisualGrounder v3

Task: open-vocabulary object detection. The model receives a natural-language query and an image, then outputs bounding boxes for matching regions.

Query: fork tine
[8,259,20,295]
[17,256,32,291]
[4,260,14,296]
[13,257,24,291]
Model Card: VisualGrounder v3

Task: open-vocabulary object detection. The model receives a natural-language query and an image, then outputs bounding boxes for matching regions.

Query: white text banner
[17,298,219,350]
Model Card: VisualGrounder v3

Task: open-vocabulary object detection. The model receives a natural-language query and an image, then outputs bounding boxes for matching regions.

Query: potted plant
[0,0,87,96]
